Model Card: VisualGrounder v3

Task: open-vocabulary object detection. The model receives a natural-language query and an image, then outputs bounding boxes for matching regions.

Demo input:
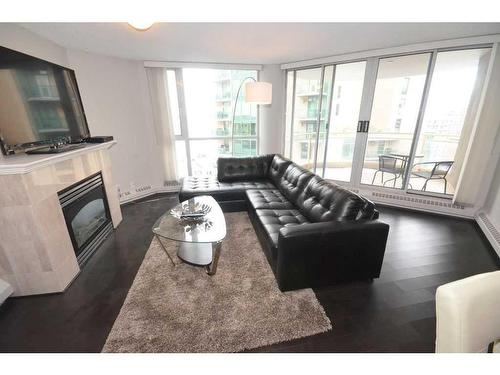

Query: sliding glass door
[360,53,431,189]
[289,67,323,171]
[285,62,364,178]
[408,48,491,195]
[284,45,492,199]
[318,61,366,181]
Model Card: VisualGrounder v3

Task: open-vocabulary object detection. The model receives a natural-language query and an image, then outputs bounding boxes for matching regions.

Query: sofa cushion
[277,163,314,203]
[254,208,310,247]
[268,155,293,185]
[246,189,294,210]
[217,155,274,182]
[179,176,274,202]
[296,175,366,222]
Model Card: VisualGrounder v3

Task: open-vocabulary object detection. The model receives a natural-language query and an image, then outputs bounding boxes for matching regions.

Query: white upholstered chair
[435,271,500,353]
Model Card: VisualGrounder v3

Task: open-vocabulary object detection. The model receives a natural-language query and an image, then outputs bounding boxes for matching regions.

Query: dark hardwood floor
[0,194,498,352]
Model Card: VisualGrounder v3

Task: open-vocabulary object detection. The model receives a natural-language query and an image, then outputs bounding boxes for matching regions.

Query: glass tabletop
[152,195,226,244]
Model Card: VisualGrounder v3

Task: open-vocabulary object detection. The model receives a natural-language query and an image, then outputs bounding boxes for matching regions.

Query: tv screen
[0,46,90,154]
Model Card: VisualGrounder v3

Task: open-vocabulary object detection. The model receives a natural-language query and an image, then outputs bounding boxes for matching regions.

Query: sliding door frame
[349,57,378,189]
[284,43,495,200]
[319,65,336,177]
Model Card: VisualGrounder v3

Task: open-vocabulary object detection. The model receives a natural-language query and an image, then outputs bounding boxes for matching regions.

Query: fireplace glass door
[59,172,113,265]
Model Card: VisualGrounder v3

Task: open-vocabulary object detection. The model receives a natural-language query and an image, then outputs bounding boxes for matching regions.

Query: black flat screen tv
[0,46,90,155]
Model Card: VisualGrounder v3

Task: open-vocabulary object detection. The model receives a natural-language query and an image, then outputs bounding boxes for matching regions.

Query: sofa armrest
[279,220,388,239]
[276,220,389,291]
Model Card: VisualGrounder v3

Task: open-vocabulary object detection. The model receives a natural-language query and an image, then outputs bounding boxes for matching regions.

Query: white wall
[66,49,165,198]
[483,158,500,229]
[481,118,500,230]
[0,23,69,67]
[479,149,500,257]
[259,64,285,155]
[474,45,500,255]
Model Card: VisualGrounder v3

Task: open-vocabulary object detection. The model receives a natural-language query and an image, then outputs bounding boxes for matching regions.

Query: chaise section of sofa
[179,154,277,211]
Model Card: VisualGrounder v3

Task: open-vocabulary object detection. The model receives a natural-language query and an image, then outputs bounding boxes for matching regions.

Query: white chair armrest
[0,278,13,305]
[436,271,500,353]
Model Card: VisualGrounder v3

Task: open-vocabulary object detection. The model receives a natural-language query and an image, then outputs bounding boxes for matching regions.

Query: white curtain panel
[453,44,500,206]
[146,67,178,182]
[447,51,491,188]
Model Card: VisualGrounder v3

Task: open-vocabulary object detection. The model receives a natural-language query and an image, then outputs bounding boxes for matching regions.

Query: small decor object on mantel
[84,136,114,144]
[170,201,211,221]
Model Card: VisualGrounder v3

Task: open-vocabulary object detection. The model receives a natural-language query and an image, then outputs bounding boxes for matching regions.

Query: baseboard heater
[476,212,500,259]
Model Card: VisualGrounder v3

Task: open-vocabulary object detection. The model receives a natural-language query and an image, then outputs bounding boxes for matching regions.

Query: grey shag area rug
[103,212,331,353]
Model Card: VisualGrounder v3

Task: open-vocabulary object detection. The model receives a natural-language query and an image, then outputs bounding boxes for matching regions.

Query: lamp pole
[231,76,257,156]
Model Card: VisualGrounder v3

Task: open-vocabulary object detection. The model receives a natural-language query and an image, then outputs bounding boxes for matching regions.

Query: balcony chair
[371,155,407,188]
[410,161,453,194]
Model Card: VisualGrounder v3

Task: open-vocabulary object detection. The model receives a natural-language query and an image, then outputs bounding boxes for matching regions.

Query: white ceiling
[20,22,500,65]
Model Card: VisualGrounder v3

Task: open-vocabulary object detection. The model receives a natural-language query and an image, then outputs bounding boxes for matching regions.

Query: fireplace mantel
[0,141,122,296]
[0,141,117,175]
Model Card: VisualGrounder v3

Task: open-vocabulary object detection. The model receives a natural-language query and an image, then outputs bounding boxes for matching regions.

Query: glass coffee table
[152,195,226,275]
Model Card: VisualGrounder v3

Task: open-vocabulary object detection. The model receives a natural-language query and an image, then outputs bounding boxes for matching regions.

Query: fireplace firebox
[58,172,113,266]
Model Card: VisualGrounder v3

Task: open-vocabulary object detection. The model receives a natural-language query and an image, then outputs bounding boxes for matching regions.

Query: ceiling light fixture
[127,21,155,31]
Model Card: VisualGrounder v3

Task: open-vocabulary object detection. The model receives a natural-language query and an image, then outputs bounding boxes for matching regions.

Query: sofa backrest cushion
[278,163,314,203]
[217,154,274,182]
[268,155,293,185]
[296,175,366,222]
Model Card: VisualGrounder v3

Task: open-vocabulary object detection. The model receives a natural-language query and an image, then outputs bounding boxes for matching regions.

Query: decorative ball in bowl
[170,202,211,221]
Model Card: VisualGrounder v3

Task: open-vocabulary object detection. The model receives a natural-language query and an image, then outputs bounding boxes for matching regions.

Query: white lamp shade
[244,81,272,105]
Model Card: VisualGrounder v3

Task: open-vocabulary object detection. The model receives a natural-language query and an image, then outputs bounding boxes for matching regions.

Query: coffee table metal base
[155,235,222,276]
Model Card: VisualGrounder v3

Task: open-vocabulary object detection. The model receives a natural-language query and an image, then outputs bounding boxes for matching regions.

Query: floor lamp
[231,77,272,156]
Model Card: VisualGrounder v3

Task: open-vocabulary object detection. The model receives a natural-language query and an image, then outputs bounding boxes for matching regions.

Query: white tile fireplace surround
[0,142,122,296]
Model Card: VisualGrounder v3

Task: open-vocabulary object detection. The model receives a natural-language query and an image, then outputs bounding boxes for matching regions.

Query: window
[300,142,309,159]
[401,77,410,95]
[408,48,491,195]
[394,118,402,130]
[289,67,323,170]
[285,61,366,181]
[233,139,257,157]
[321,62,365,181]
[183,69,257,140]
[342,140,354,158]
[361,53,431,189]
[284,46,492,198]
[164,68,259,178]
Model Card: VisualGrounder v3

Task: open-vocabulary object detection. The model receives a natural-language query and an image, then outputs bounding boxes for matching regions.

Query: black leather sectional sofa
[179,154,389,291]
